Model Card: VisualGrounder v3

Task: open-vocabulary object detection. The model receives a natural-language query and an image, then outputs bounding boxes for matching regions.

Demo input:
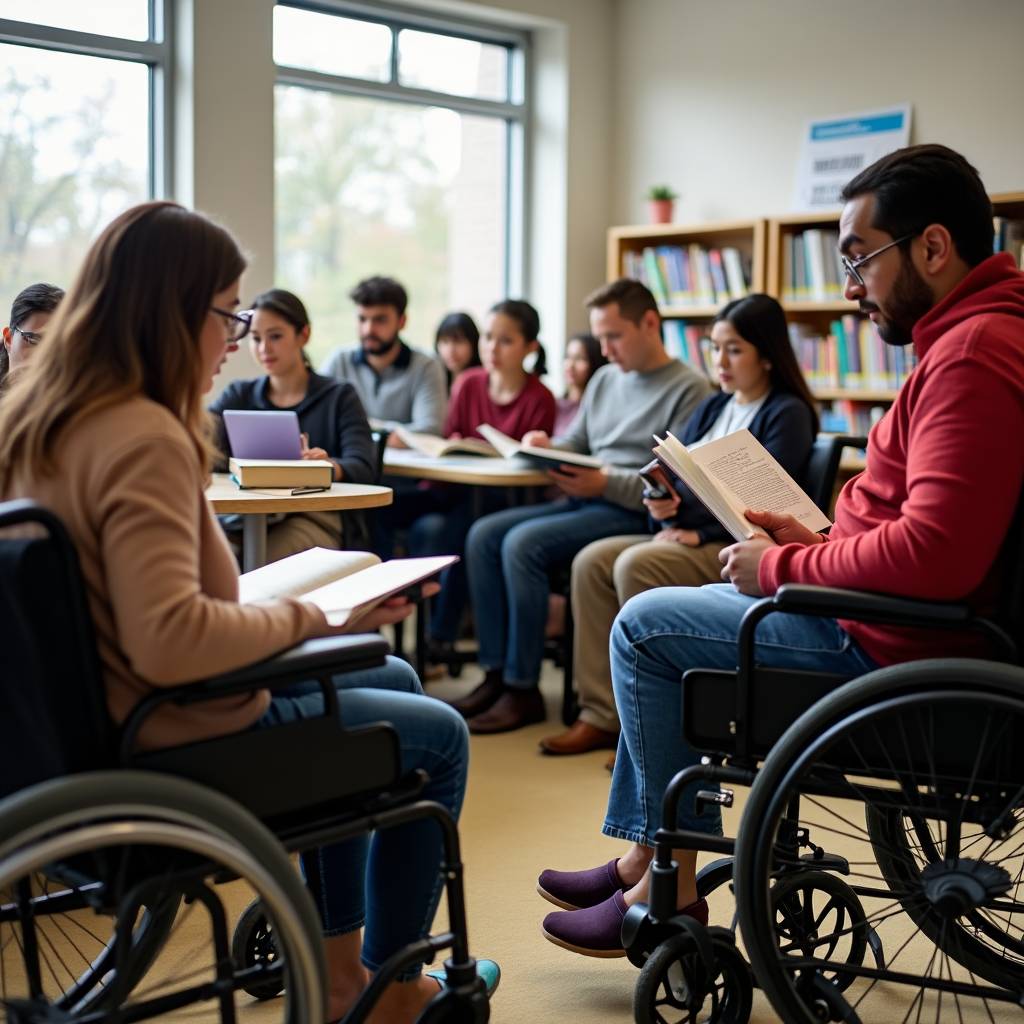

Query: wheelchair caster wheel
[633,926,751,1023]
[232,899,285,1001]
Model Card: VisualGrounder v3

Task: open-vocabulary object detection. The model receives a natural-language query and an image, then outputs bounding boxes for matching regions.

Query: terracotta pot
[648,198,674,224]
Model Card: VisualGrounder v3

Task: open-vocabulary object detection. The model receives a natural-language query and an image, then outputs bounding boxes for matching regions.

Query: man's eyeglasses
[212,307,253,343]
[12,325,44,346]
[840,234,916,287]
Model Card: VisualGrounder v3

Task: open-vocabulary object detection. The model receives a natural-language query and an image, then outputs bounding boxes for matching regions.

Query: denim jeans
[255,655,469,979]
[603,584,879,846]
[465,498,648,688]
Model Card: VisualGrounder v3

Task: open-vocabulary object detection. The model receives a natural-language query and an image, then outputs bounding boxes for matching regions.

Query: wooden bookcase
[606,219,766,321]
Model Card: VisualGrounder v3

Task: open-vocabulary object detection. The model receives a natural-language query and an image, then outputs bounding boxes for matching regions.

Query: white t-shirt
[692,393,768,447]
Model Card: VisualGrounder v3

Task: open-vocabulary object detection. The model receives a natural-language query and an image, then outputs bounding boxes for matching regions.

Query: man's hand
[548,464,608,498]
[744,509,825,547]
[719,536,776,595]
[644,492,681,521]
[332,582,441,633]
[522,430,550,448]
[386,432,408,449]
[653,527,700,546]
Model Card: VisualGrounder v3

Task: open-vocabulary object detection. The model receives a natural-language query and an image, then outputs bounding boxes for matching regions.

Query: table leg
[242,514,268,572]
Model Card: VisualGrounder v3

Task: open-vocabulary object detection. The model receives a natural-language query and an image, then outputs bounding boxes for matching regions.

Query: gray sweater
[553,359,712,509]
[320,342,447,435]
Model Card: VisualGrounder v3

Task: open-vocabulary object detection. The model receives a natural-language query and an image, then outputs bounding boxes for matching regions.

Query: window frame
[0,0,174,198]
[274,0,530,297]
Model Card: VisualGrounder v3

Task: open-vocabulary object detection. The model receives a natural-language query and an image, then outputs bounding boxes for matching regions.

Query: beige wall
[609,0,1024,225]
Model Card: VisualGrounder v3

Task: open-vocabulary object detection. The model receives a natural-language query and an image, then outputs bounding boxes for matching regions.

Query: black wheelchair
[0,500,488,1023]
[622,518,1024,1021]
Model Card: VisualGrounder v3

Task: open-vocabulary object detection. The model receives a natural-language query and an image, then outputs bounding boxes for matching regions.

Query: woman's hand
[643,491,681,521]
[330,582,441,634]
[522,430,550,448]
[300,433,338,480]
[653,527,700,546]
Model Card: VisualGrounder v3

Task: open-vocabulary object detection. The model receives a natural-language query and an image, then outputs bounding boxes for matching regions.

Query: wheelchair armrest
[119,634,390,760]
[771,583,972,628]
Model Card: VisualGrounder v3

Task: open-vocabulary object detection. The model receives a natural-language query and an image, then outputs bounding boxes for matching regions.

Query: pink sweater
[760,254,1024,666]
[5,397,329,749]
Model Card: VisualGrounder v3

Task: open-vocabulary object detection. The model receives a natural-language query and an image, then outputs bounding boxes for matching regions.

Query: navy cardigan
[209,372,376,485]
[659,389,817,544]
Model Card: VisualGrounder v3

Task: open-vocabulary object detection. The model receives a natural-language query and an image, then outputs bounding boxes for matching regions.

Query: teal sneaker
[425,958,501,997]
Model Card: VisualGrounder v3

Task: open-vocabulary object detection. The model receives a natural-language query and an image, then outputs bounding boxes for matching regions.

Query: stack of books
[622,244,751,308]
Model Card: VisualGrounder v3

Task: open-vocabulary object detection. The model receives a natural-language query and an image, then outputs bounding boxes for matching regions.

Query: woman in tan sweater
[0,201,496,1023]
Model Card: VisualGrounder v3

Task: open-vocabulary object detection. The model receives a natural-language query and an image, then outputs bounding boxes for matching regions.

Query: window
[0,4,170,304]
[274,3,528,361]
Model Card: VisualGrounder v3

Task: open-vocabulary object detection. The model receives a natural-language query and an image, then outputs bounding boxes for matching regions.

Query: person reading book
[0,282,64,392]
[389,300,557,667]
[454,278,712,734]
[434,310,481,393]
[537,144,1024,960]
[540,293,818,758]
[208,288,376,563]
[0,202,498,1022]
[554,332,607,436]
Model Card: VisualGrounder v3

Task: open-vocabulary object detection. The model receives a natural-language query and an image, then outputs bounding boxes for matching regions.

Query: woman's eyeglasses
[212,307,254,343]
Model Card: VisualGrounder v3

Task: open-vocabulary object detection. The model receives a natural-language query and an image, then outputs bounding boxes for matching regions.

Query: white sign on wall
[794,104,912,210]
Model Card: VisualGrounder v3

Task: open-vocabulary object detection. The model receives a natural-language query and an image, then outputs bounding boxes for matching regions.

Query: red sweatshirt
[760,253,1024,666]
[444,366,556,442]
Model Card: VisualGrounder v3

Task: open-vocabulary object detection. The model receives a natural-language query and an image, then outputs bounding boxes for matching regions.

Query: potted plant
[647,185,677,224]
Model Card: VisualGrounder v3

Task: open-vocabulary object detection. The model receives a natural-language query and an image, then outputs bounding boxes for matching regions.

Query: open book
[652,429,831,542]
[238,547,457,628]
[392,426,498,458]
[478,424,603,471]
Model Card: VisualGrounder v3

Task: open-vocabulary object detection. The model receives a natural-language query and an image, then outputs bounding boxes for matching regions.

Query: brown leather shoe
[447,671,504,718]
[467,688,546,734]
[539,720,619,756]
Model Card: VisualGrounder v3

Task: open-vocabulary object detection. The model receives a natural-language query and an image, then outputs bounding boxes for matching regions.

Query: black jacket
[209,372,376,484]
[659,389,817,543]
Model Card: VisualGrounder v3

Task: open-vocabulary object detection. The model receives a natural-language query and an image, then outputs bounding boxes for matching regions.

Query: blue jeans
[255,656,469,979]
[466,498,648,688]
[603,584,879,846]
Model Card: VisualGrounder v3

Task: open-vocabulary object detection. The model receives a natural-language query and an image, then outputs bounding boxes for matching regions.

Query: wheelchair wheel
[770,870,867,992]
[633,925,752,1024]
[0,771,325,1023]
[735,660,1024,1023]
[232,899,285,1001]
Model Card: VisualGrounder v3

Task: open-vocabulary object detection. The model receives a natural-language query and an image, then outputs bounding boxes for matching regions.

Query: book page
[301,555,458,626]
[653,434,755,541]
[687,429,831,533]
[238,547,380,604]
[478,424,521,458]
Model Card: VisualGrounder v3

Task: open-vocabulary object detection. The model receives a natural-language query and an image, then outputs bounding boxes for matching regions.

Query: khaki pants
[572,534,727,732]
[228,511,344,567]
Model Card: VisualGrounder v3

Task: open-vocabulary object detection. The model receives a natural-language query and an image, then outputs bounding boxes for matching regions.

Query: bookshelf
[606,219,766,319]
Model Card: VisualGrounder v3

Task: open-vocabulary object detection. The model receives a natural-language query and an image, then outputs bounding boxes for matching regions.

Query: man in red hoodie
[537,144,1024,958]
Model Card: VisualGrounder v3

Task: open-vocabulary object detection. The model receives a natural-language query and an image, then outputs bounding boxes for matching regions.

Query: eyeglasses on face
[840,233,917,287]
[211,307,254,343]
[12,325,44,346]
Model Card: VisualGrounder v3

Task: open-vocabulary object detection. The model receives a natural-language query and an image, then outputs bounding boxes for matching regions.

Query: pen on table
[291,486,330,495]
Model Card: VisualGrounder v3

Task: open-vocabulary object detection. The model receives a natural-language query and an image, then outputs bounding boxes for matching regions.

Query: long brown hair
[0,201,246,481]
[713,293,819,432]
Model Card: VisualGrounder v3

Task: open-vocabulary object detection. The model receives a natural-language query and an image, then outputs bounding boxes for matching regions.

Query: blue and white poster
[794,104,912,210]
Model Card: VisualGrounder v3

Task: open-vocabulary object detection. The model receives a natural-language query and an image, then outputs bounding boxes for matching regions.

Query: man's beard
[864,257,934,348]
[361,332,400,356]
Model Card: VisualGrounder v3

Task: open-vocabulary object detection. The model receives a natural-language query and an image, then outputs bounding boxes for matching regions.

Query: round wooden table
[206,473,392,571]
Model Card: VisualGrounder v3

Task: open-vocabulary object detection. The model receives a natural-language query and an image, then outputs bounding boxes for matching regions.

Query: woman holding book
[540,293,818,758]
[434,310,482,393]
[412,299,557,664]
[208,288,376,563]
[0,202,497,1023]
